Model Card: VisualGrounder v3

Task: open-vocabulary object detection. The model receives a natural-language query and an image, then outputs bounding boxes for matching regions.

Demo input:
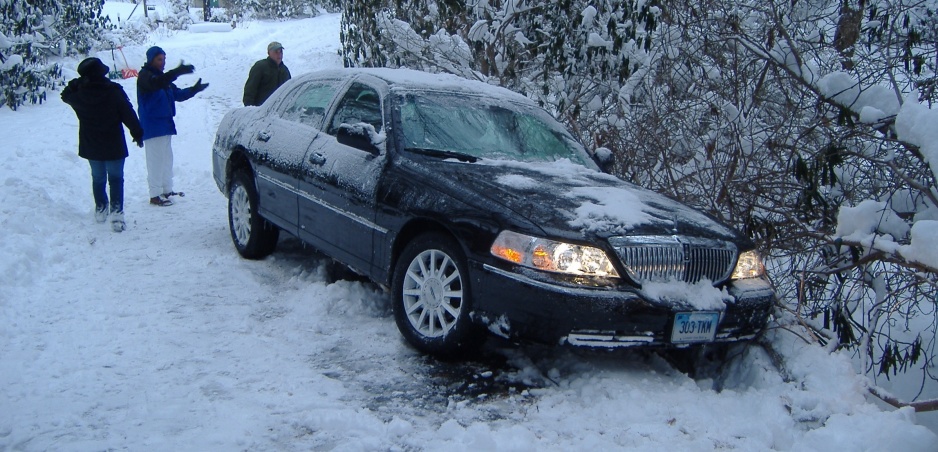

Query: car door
[248,117,305,234]
[250,78,341,235]
[298,81,387,274]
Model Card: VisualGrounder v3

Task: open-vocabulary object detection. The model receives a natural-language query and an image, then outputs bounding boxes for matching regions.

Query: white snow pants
[144,135,174,198]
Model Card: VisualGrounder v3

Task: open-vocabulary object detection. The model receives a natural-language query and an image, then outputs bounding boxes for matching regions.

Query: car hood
[417,158,744,243]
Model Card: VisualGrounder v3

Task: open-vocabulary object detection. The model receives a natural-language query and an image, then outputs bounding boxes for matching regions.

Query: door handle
[308,152,326,165]
[257,131,271,142]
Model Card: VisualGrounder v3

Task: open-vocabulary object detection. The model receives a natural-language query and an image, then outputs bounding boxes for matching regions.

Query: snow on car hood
[422,158,741,242]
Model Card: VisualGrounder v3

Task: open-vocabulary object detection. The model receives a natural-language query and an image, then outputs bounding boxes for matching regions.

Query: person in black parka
[61,57,144,232]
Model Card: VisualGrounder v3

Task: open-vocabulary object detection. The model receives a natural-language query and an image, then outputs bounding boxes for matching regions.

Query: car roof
[299,67,533,103]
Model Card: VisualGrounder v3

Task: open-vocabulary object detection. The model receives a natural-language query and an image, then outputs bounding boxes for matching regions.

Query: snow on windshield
[397,92,593,165]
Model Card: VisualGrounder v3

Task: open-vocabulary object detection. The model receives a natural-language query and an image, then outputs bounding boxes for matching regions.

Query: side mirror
[336,123,381,155]
[594,147,615,173]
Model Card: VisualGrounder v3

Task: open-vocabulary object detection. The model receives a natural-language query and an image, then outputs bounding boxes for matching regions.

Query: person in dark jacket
[137,45,209,207]
[61,57,144,233]
[242,41,291,106]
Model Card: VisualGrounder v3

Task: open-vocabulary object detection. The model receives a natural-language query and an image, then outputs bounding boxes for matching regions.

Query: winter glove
[134,137,144,148]
[190,78,209,94]
[167,61,196,79]
[60,79,80,102]
[175,61,196,75]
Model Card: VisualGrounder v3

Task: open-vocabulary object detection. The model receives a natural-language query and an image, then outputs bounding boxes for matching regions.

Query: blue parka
[136,64,196,141]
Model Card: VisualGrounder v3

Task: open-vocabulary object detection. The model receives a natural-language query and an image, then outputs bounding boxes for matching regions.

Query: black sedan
[212,68,776,357]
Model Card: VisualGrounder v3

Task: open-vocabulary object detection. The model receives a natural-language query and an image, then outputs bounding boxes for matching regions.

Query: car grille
[608,236,737,285]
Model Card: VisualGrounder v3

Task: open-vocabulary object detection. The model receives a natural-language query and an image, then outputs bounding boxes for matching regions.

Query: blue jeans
[88,159,125,213]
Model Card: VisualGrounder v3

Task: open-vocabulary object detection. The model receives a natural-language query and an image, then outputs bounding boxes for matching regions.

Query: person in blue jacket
[137,46,209,206]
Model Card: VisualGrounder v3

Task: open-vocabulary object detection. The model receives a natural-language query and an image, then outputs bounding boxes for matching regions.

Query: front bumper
[469,262,775,348]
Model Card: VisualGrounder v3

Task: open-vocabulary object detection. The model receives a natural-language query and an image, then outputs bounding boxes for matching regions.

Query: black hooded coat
[61,75,144,161]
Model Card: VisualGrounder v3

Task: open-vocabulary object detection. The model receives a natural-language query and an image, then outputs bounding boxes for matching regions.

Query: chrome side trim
[257,172,293,192]
[296,187,389,235]
[256,172,388,235]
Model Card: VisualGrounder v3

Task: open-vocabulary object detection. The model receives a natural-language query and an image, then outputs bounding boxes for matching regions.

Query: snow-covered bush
[222,0,338,23]
[341,0,659,155]
[109,18,153,46]
[1,0,109,110]
[618,0,938,404]
[161,0,194,30]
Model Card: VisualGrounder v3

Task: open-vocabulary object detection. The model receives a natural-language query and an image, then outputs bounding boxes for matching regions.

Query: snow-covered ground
[1,4,936,450]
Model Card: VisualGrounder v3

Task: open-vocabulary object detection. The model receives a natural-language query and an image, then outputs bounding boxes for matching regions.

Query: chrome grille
[608,236,736,285]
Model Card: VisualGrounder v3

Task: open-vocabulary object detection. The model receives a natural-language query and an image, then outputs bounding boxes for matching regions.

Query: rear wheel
[228,170,279,259]
[392,233,481,357]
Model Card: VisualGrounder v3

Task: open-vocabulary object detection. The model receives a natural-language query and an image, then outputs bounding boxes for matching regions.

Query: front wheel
[392,233,482,357]
[228,170,279,259]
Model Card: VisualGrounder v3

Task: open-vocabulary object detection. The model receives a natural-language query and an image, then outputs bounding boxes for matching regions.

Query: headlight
[731,250,766,279]
[490,230,620,277]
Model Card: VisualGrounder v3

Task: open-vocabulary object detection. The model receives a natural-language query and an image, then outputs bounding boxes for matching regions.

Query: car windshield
[396,92,595,166]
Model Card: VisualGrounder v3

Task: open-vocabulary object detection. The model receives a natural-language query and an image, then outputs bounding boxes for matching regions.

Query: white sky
[0,2,936,450]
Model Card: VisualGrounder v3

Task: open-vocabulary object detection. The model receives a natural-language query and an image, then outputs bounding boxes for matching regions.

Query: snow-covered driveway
[0,11,935,451]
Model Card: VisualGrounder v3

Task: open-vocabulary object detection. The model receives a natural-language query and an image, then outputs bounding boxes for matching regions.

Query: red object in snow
[117,46,138,79]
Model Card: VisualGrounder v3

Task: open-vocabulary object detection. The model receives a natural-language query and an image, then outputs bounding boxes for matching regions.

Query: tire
[228,170,279,259]
[392,233,482,357]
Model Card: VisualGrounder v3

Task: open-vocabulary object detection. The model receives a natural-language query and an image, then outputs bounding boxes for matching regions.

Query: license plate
[671,312,719,343]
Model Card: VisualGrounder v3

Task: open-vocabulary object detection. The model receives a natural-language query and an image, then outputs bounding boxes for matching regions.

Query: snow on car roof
[299,67,533,102]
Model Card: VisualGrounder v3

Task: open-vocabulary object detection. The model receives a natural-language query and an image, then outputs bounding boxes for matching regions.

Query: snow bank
[189,22,233,33]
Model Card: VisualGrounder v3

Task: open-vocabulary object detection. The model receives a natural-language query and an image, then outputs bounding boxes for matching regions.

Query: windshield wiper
[405,147,478,163]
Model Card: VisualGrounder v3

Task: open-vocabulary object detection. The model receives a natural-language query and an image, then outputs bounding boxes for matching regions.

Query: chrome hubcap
[402,249,463,338]
[230,184,252,246]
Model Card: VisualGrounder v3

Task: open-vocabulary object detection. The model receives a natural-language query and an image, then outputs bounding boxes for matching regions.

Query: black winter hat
[77,57,109,78]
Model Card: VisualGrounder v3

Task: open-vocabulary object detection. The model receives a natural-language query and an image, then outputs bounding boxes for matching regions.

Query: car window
[514,114,580,161]
[281,81,339,128]
[398,93,593,165]
[327,82,383,135]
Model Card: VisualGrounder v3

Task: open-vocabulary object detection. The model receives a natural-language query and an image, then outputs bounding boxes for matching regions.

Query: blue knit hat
[146,46,165,63]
